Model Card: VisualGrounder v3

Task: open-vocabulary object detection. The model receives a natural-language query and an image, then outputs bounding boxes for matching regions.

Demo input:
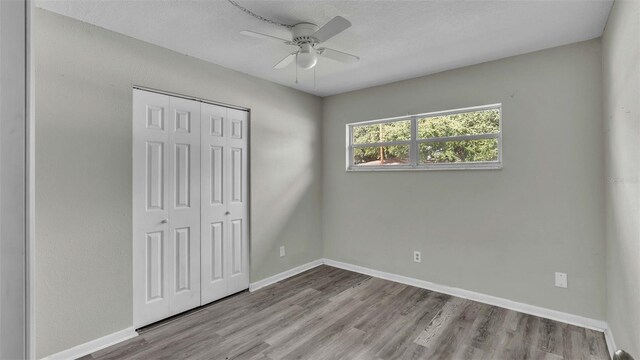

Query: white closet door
[133,90,203,328]
[201,104,249,304]
[135,89,248,326]
[200,103,229,302]
[225,108,250,295]
[133,90,171,327]
[167,97,201,315]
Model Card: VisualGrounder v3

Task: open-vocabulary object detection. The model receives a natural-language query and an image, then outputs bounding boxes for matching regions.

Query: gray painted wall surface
[35,9,322,358]
[0,0,26,358]
[603,0,640,356]
[322,40,606,321]
[35,5,632,358]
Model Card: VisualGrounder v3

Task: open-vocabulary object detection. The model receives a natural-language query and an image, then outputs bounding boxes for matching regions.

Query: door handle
[160,219,168,224]
[225,211,230,215]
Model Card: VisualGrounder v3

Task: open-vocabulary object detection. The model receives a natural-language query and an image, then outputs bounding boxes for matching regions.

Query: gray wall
[323,40,606,321]
[35,5,626,358]
[0,0,27,358]
[603,0,640,356]
[34,9,322,358]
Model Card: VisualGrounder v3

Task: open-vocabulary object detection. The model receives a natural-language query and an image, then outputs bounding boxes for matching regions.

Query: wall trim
[604,325,617,358]
[323,258,608,332]
[249,258,607,334]
[249,259,324,292]
[41,327,137,360]
[45,259,324,359]
[44,259,611,359]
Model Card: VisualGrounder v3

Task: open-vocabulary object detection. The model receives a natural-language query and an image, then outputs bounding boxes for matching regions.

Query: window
[346,104,502,171]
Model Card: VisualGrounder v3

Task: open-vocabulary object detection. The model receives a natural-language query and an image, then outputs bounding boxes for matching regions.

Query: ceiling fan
[240,16,360,70]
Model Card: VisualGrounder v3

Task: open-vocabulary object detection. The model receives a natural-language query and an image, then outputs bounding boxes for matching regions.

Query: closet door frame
[133,87,251,329]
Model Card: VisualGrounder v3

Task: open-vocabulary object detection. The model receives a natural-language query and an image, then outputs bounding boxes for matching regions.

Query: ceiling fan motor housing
[292,23,320,46]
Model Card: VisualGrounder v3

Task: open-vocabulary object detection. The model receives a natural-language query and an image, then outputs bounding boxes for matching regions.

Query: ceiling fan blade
[312,16,351,43]
[240,30,293,45]
[318,47,359,63]
[273,52,297,69]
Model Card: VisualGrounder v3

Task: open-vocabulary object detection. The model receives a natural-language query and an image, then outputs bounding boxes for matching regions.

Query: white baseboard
[249,259,324,292]
[323,258,608,332]
[41,327,137,360]
[604,325,617,358]
[44,258,612,360]
[249,257,608,333]
[43,260,324,360]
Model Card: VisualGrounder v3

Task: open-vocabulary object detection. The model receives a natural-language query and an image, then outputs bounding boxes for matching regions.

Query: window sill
[346,163,503,172]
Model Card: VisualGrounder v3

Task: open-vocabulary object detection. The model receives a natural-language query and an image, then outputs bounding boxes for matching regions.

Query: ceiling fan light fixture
[296,44,317,70]
[238,13,359,74]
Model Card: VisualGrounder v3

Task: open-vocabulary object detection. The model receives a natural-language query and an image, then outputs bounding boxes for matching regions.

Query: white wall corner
[249,259,324,292]
[40,327,137,360]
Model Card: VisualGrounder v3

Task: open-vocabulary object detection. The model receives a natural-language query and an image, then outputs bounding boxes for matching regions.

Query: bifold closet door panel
[133,90,171,328]
[133,90,202,328]
[201,104,250,304]
[225,108,249,295]
[200,103,229,303]
[168,97,201,315]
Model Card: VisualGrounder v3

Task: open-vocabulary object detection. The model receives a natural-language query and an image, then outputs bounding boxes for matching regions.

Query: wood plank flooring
[82,265,609,360]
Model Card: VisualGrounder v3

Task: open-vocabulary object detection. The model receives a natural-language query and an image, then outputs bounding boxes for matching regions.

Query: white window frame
[346,103,503,171]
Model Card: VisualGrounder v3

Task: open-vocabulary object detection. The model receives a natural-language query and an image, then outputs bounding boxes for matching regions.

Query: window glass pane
[419,139,498,164]
[417,109,499,139]
[352,119,411,145]
[353,145,410,166]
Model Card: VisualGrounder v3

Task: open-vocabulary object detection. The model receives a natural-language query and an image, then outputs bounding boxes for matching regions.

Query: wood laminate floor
[82,265,609,360]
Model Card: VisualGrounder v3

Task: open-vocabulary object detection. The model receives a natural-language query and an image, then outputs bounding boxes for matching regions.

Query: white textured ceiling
[36,0,612,97]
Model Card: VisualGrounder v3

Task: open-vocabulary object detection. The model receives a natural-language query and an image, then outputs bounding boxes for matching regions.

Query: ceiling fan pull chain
[314,64,316,89]
[227,0,293,29]
[295,53,299,84]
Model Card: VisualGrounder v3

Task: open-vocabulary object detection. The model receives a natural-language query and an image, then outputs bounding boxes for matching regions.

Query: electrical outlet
[413,251,421,263]
[279,246,286,257]
[555,272,567,288]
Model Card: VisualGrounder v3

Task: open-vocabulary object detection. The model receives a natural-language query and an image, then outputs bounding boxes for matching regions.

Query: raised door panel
[146,142,165,211]
[209,222,224,282]
[230,219,242,275]
[174,144,190,208]
[210,146,224,205]
[146,106,165,130]
[174,227,191,292]
[168,97,201,315]
[146,231,165,302]
[133,90,171,328]
[230,148,242,203]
